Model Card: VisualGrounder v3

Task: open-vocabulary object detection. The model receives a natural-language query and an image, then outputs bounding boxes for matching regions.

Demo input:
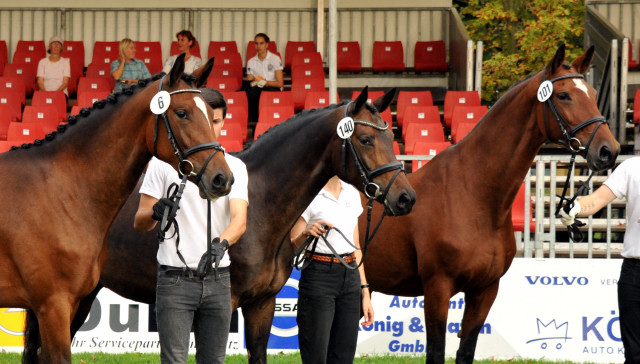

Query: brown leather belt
[305,252,356,264]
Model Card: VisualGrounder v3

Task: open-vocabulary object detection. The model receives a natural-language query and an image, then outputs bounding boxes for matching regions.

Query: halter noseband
[153,75,225,183]
[541,72,607,155]
[340,101,405,211]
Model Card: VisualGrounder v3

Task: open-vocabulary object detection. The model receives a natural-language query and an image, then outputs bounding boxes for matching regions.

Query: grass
[0,351,593,363]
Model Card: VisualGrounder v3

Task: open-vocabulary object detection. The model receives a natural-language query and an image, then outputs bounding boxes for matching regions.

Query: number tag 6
[337,117,355,139]
[150,91,171,114]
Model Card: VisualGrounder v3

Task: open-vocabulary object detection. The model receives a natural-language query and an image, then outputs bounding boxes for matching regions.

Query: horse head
[146,54,233,200]
[537,43,619,171]
[336,86,416,216]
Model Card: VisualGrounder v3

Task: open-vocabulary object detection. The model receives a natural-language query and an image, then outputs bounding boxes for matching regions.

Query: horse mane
[10,73,196,151]
[235,100,378,158]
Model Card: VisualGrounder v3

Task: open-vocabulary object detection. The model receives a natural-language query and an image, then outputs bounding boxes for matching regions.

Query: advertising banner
[0,258,626,362]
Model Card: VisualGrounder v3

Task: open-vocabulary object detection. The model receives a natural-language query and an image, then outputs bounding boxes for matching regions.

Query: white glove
[257,79,267,88]
[559,200,581,227]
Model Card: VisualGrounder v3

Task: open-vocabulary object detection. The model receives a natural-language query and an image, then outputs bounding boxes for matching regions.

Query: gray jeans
[156,266,231,364]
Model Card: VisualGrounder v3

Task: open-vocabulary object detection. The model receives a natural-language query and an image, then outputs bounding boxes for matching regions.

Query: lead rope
[291,226,363,271]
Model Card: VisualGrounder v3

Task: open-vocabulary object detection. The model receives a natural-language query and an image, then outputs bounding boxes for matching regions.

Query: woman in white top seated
[36,35,71,97]
[162,30,202,74]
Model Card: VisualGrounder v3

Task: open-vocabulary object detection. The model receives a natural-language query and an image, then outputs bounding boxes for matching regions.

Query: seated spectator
[36,35,71,97]
[246,33,283,123]
[111,38,151,93]
[163,30,202,74]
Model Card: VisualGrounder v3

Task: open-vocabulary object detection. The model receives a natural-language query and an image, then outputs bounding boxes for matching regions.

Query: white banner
[0,258,626,362]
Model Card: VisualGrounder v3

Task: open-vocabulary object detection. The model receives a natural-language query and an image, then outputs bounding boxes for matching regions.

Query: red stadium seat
[337,41,361,72]
[63,41,85,58]
[208,41,238,59]
[137,42,163,75]
[12,51,41,70]
[372,41,405,72]
[65,51,84,96]
[451,105,488,142]
[253,122,275,140]
[219,123,243,152]
[291,52,323,70]
[31,91,68,122]
[0,90,22,122]
[70,105,82,116]
[22,105,59,133]
[304,90,330,109]
[350,90,392,123]
[259,91,294,111]
[91,50,118,68]
[216,52,242,69]
[170,40,201,58]
[512,183,535,232]
[396,91,434,127]
[453,122,476,143]
[0,106,12,140]
[222,91,248,113]
[633,89,640,125]
[77,77,112,94]
[284,41,315,71]
[0,41,8,70]
[402,106,441,138]
[210,64,243,89]
[0,76,26,105]
[257,105,294,125]
[291,62,324,81]
[443,90,481,127]
[206,76,242,92]
[393,140,400,155]
[629,40,638,70]
[410,141,451,172]
[86,62,115,90]
[404,123,446,154]
[92,41,119,60]
[3,63,37,95]
[414,40,448,72]
[16,40,46,59]
[291,76,325,111]
[224,106,248,142]
[245,40,278,66]
[76,90,110,108]
[7,121,45,143]
[0,140,14,152]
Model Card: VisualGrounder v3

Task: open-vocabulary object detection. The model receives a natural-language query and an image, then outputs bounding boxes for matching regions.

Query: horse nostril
[398,192,416,211]
[212,172,228,189]
[599,145,612,163]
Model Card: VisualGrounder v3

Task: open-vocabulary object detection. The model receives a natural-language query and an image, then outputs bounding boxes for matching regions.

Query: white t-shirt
[36,56,71,95]
[301,180,363,255]
[603,157,640,258]
[140,155,248,268]
[162,54,203,74]
[246,51,283,82]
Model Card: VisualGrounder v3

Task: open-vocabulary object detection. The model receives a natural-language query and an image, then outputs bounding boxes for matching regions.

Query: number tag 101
[337,117,355,139]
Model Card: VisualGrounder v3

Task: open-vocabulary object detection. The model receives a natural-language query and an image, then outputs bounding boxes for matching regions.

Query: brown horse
[4,54,234,364]
[25,87,416,363]
[362,45,620,363]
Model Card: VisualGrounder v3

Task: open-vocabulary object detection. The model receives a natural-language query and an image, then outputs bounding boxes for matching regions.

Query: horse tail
[22,309,40,364]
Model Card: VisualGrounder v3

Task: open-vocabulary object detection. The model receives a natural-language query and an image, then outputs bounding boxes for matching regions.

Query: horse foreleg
[242,295,276,364]
[455,282,500,364]
[33,296,75,364]
[70,283,103,338]
[423,281,453,364]
[22,309,40,364]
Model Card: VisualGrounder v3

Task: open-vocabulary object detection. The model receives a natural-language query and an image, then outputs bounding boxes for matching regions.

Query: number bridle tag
[537,80,553,102]
[337,117,355,139]
[150,91,171,114]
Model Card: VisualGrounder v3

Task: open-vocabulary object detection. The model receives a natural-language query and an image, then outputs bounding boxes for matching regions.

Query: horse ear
[193,57,215,88]
[169,53,186,87]
[546,43,566,77]
[374,88,396,113]
[352,86,369,115]
[571,45,595,74]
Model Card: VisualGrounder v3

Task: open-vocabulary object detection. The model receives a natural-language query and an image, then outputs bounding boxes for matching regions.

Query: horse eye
[359,136,373,146]
[556,92,571,101]
[175,110,188,119]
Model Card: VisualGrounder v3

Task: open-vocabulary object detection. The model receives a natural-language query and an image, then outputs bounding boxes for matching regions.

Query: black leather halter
[153,75,225,182]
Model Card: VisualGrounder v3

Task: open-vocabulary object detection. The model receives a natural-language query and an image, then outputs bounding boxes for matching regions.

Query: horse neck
[455,81,545,207]
[52,92,152,212]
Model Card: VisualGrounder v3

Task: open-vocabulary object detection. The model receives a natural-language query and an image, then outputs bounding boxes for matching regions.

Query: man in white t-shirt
[561,156,640,363]
[36,35,71,96]
[134,88,248,364]
[245,33,284,123]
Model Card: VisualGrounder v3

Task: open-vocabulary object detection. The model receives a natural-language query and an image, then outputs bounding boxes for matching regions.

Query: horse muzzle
[382,187,416,216]
[585,140,619,172]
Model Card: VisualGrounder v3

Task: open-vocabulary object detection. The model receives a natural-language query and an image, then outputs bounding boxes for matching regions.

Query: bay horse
[5,54,234,364]
[361,45,619,363]
[25,87,416,363]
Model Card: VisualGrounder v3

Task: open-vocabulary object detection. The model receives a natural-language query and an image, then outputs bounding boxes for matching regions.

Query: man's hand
[151,198,177,221]
[256,79,267,88]
[211,237,229,260]
[559,200,581,227]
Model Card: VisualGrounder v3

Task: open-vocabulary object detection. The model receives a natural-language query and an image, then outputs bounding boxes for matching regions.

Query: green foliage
[457,0,585,104]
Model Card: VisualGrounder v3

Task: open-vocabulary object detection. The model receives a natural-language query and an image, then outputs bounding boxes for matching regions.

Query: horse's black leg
[423,283,451,364]
[70,283,103,337]
[455,283,500,364]
[22,309,40,364]
[242,295,277,364]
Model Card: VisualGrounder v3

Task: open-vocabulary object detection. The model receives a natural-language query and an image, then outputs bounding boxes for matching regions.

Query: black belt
[623,258,640,267]
[160,264,229,277]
